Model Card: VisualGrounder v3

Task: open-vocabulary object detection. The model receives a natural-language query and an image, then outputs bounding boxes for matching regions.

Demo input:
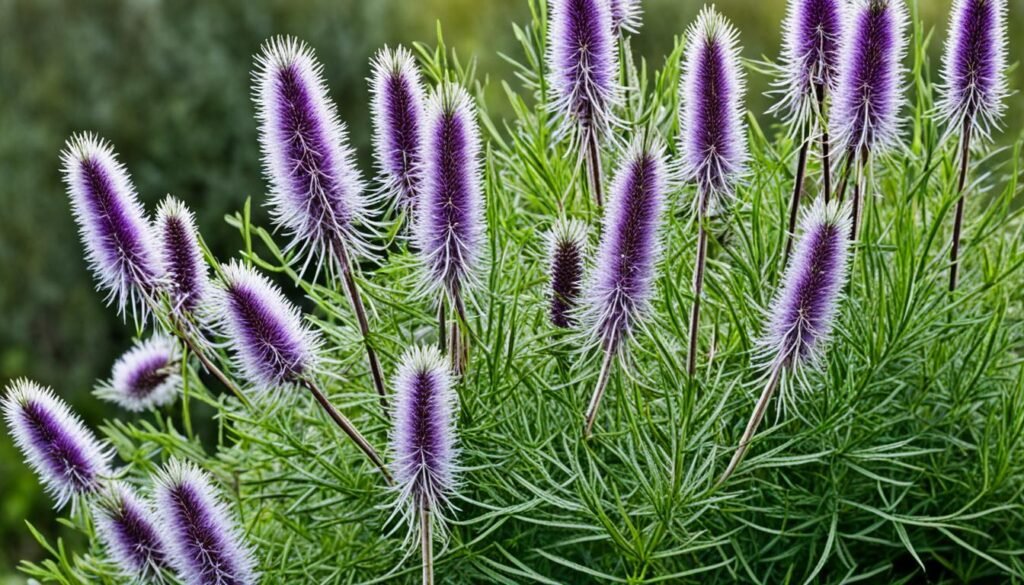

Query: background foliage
[0,0,1022,581]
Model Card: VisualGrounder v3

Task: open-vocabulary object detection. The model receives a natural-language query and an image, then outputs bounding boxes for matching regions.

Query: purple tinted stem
[783,134,811,268]
[583,347,616,438]
[687,222,709,376]
[585,131,604,208]
[717,364,783,485]
[949,118,973,291]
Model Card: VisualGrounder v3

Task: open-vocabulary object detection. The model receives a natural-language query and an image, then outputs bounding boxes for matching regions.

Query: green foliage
[6,0,1024,583]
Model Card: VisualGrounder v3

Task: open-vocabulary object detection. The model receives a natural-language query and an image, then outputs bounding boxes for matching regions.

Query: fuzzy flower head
[93,481,170,582]
[937,0,1008,141]
[153,459,259,585]
[830,0,908,158]
[678,6,749,211]
[61,133,162,321]
[253,36,369,274]
[610,0,643,35]
[585,136,667,354]
[414,82,486,300]
[762,199,851,370]
[769,0,845,126]
[210,260,320,390]
[389,346,459,525]
[547,218,588,328]
[154,196,210,315]
[96,335,181,412]
[370,45,426,211]
[2,379,112,509]
[547,0,621,139]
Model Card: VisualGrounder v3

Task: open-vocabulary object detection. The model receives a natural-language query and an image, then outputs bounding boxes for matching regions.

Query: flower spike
[96,335,182,412]
[154,196,210,316]
[93,481,170,582]
[370,45,427,213]
[547,218,588,328]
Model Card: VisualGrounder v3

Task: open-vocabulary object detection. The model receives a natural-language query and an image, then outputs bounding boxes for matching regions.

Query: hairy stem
[949,118,973,291]
[687,219,710,376]
[421,499,434,585]
[783,132,810,268]
[585,130,604,209]
[717,365,784,485]
[584,348,617,438]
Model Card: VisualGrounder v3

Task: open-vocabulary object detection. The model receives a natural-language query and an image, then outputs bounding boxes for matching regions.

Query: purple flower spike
[2,379,112,509]
[770,0,845,126]
[93,481,170,581]
[763,199,851,369]
[154,459,258,585]
[610,0,643,35]
[547,0,620,138]
[253,36,369,274]
[586,137,667,354]
[154,196,210,315]
[678,6,748,212]
[61,133,162,322]
[211,260,320,390]
[97,335,181,412]
[830,0,907,158]
[547,218,588,328]
[390,346,459,522]
[370,45,426,211]
[415,83,486,299]
[937,0,1008,141]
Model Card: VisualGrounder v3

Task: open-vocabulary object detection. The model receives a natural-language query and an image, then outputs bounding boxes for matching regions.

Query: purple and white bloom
[415,83,486,300]
[547,0,621,139]
[830,0,908,158]
[586,137,667,353]
[253,36,370,275]
[96,335,181,412]
[154,196,210,315]
[369,45,426,211]
[762,199,851,370]
[389,346,459,525]
[547,218,588,328]
[610,0,643,35]
[153,459,258,585]
[93,481,170,582]
[61,133,162,321]
[678,6,748,212]
[210,260,320,390]
[769,0,845,126]
[937,0,1008,141]
[2,379,112,509]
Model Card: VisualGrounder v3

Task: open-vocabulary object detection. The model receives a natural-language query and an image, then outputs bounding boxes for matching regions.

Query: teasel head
[547,0,621,141]
[547,218,588,328]
[153,459,258,585]
[762,199,851,371]
[370,45,426,212]
[610,0,643,35]
[678,6,748,213]
[61,133,162,322]
[96,335,182,412]
[153,196,210,316]
[2,379,112,509]
[830,0,908,159]
[414,82,486,301]
[210,260,320,390]
[253,36,370,275]
[93,481,170,582]
[937,0,1008,142]
[769,0,845,127]
[389,345,459,526]
[586,136,667,354]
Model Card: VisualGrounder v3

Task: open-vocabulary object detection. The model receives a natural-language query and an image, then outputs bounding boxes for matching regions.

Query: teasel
[92,481,170,583]
[389,346,460,585]
[415,82,486,375]
[369,45,426,214]
[610,0,643,35]
[583,136,667,437]
[678,6,748,377]
[547,218,588,328]
[769,0,844,265]
[61,133,162,324]
[154,196,210,317]
[719,200,851,484]
[829,0,907,243]
[96,335,182,412]
[937,0,1008,291]
[153,459,258,585]
[211,260,390,480]
[2,379,112,510]
[547,0,620,208]
[253,36,389,411]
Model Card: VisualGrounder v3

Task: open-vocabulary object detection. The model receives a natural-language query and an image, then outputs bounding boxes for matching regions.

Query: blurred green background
[0,0,1020,578]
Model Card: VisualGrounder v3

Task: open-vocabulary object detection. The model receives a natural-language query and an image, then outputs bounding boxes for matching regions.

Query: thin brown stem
[420,499,433,585]
[584,348,616,438]
[816,83,832,203]
[585,130,604,209]
[437,300,447,352]
[717,365,784,486]
[850,148,868,243]
[449,284,470,375]
[949,118,973,291]
[299,377,392,484]
[783,134,811,268]
[835,150,853,204]
[687,220,709,377]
